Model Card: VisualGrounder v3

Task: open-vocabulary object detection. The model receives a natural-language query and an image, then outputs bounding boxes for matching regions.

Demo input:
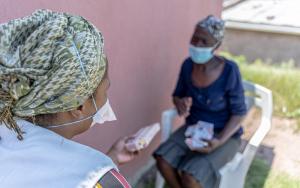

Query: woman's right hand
[173,97,192,117]
[107,137,138,166]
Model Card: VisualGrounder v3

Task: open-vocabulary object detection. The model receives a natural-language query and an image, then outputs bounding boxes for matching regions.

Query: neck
[24,117,75,139]
[47,126,74,139]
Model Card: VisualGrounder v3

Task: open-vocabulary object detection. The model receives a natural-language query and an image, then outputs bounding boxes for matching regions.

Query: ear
[69,101,89,119]
[68,105,84,119]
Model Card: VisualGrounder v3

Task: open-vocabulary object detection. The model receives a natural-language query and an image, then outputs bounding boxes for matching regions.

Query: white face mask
[47,99,117,128]
[91,99,116,127]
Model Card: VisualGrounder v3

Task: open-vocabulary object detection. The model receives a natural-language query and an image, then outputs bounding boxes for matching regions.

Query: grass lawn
[246,158,300,188]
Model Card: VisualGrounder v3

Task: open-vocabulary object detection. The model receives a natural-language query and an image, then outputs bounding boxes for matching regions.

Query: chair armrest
[248,84,273,148]
[242,82,273,165]
[248,116,271,147]
[161,108,178,142]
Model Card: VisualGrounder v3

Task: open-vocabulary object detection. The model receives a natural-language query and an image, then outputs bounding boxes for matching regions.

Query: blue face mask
[189,44,218,64]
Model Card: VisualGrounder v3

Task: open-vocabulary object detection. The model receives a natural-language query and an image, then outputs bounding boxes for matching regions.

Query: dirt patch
[243,109,300,178]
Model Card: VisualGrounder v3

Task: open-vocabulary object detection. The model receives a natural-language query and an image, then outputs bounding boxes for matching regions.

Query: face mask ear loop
[72,41,98,111]
[90,95,98,111]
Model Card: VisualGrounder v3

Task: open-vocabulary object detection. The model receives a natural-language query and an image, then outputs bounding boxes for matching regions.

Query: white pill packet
[184,121,214,150]
[185,138,208,150]
[195,121,214,140]
[125,123,160,152]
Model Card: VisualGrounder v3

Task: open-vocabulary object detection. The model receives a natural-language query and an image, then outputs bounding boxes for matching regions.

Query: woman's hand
[173,97,192,117]
[193,138,223,154]
[107,137,138,166]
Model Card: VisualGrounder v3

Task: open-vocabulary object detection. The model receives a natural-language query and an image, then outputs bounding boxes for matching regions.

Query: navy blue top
[173,57,247,137]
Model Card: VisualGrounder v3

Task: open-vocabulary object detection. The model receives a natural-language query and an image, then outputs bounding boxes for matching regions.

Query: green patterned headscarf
[0,9,107,139]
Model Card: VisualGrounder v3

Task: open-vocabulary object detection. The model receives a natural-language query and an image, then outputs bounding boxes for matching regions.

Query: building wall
[222,28,300,67]
[0,0,223,179]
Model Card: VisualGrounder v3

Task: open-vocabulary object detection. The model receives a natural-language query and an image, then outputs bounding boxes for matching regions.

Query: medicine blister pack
[125,123,160,152]
[185,121,214,150]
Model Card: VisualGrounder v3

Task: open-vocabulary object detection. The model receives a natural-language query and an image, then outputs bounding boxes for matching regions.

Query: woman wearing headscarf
[0,10,134,188]
[154,15,247,188]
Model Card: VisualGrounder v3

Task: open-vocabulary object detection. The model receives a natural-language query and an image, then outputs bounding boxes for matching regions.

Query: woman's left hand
[194,138,223,154]
[107,137,138,165]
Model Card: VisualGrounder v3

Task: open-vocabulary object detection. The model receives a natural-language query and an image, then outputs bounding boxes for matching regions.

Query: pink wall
[0,0,222,179]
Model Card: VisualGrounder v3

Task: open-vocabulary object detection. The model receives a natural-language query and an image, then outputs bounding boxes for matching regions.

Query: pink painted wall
[0,0,222,179]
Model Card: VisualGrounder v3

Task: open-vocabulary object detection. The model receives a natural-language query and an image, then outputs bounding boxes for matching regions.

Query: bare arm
[217,115,245,145]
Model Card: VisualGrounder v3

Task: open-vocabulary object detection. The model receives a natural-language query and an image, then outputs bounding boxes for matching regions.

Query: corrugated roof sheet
[222,0,300,28]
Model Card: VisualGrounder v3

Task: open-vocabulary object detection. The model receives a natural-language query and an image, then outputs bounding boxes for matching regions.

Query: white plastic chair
[155,81,273,188]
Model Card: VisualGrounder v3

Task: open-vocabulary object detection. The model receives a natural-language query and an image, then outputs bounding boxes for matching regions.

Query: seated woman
[154,15,247,188]
[0,10,135,188]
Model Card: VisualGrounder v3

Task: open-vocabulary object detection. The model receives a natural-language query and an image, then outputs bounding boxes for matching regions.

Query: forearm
[217,115,245,144]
